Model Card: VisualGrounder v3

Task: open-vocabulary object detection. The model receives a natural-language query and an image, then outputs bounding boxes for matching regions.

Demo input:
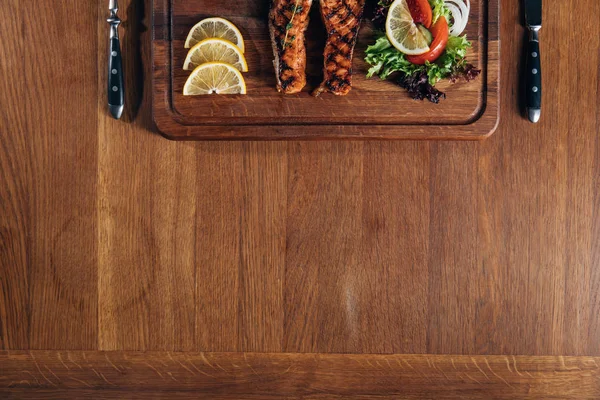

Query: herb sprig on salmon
[269,0,313,94]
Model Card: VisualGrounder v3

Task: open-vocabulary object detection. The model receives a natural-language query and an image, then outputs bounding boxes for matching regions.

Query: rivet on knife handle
[107,0,124,120]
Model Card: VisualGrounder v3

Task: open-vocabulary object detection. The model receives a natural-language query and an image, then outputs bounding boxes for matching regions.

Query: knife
[524,0,542,123]
[107,0,124,120]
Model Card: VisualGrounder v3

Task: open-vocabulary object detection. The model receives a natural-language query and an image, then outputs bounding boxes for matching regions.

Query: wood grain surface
[1,351,600,399]
[0,0,599,397]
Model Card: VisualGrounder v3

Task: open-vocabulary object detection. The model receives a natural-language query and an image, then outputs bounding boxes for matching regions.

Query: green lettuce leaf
[365,36,422,80]
[428,0,451,24]
[422,35,471,84]
[364,34,472,85]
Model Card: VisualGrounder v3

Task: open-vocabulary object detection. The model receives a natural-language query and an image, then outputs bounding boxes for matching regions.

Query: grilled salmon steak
[313,0,366,96]
[269,0,313,94]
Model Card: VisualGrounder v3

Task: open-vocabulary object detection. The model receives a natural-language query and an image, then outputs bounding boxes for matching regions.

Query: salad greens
[366,0,480,103]
[428,0,451,24]
[366,35,472,85]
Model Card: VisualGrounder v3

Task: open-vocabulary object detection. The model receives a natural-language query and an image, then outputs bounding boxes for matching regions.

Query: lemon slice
[184,17,245,52]
[183,62,247,95]
[386,0,431,55]
[183,38,248,72]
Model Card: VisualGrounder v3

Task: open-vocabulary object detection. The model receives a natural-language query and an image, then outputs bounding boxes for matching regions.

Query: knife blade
[107,0,124,120]
[524,0,542,123]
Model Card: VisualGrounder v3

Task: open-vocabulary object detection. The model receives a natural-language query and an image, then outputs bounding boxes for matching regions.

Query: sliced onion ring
[446,3,464,36]
[445,0,470,36]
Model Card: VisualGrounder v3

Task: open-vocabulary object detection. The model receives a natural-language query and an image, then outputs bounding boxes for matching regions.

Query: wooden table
[1,0,598,398]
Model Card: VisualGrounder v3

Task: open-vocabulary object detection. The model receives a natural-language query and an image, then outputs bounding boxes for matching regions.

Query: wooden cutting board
[152,0,499,140]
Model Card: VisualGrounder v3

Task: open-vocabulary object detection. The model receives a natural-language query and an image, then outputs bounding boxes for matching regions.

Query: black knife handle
[525,27,541,123]
[108,36,124,112]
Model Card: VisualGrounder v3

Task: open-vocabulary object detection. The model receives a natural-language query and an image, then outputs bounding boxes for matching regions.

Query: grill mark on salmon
[269,0,313,94]
[313,0,366,96]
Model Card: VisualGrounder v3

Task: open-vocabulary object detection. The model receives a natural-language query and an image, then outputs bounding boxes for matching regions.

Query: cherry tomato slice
[407,0,433,28]
[406,16,449,64]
